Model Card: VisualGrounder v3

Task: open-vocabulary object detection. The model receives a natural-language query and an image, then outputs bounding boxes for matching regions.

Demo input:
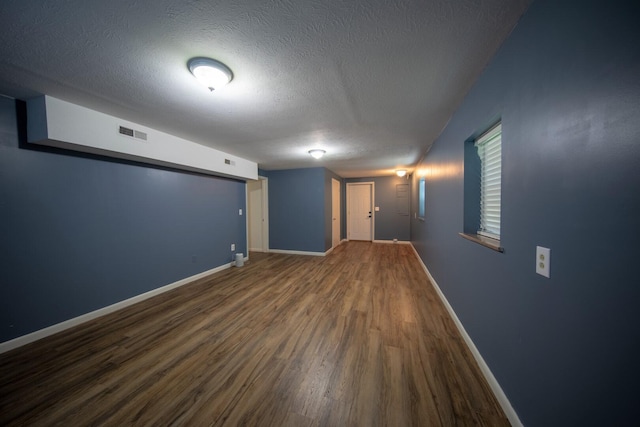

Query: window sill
[459,233,504,253]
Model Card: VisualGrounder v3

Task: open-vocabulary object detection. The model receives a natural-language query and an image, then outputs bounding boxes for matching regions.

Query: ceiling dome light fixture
[396,169,407,177]
[188,57,233,91]
[309,149,326,159]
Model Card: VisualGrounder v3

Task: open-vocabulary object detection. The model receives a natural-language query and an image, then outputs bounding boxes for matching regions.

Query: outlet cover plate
[536,246,550,278]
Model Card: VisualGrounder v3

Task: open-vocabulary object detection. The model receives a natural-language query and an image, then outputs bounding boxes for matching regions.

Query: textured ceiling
[0,0,530,177]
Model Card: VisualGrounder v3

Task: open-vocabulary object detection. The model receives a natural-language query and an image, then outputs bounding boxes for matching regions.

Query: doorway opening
[247,176,269,254]
[332,178,341,248]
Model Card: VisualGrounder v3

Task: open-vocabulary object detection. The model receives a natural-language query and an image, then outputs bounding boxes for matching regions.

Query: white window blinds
[475,123,502,239]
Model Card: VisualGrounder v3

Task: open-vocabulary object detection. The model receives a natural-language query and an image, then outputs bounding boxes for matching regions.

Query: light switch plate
[239,209,243,215]
[536,246,550,278]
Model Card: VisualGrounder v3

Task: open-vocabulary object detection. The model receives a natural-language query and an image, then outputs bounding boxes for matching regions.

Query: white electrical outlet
[231,243,235,251]
[536,246,550,278]
[239,209,243,215]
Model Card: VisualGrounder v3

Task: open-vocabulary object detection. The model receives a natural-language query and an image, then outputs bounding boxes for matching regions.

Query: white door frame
[346,182,375,241]
[260,177,269,251]
[331,178,341,248]
[246,176,269,255]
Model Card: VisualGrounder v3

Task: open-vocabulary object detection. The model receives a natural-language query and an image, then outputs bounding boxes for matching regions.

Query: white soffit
[27,96,258,180]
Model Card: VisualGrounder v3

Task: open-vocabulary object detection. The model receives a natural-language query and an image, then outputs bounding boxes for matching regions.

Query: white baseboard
[372,239,411,244]
[0,262,233,354]
[268,248,328,257]
[408,243,522,427]
[324,239,347,256]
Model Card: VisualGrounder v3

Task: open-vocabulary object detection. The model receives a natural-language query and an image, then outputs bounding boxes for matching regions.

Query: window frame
[418,177,426,220]
[461,120,504,252]
[475,122,502,240]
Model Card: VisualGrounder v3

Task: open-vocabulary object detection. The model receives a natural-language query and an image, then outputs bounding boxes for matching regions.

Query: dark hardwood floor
[0,241,509,426]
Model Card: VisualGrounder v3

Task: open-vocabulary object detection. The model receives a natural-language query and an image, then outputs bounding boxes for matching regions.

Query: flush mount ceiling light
[188,57,233,91]
[309,149,326,159]
[396,169,407,177]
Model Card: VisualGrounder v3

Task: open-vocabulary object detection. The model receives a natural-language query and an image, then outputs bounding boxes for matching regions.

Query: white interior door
[247,177,269,252]
[332,178,341,248]
[347,183,373,241]
[248,180,263,251]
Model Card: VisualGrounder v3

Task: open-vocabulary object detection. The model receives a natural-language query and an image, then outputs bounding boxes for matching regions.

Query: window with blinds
[418,178,426,219]
[475,123,502,239]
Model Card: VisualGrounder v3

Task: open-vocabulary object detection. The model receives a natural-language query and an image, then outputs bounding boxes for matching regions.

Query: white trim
[331,178,341,249]
[245,179,250,258]
[408,243,523,427]
[372,239,411,244]
[323,239,346,255]
[261,177,269,252]
[268,249,328,257]
[0,262,234,354]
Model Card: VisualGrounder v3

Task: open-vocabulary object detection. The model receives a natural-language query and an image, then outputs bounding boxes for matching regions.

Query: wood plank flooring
[0,241,509,426]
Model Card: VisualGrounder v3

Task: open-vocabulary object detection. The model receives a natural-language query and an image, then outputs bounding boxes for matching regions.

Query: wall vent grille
[119,125,147,141]
[118,126,134,137]
[134,130,147,140]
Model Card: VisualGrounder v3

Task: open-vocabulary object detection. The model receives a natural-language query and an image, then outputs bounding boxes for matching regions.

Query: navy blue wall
[0,99,246,343]
[266,167,328,253]
[346,176,411,241]
[411,0,640,425]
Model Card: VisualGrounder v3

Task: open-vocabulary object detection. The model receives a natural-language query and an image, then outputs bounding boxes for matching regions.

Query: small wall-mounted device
[536,246,550,278]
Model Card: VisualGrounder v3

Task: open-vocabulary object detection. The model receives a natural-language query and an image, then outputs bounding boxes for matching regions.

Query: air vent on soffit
[119,125,147,141]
